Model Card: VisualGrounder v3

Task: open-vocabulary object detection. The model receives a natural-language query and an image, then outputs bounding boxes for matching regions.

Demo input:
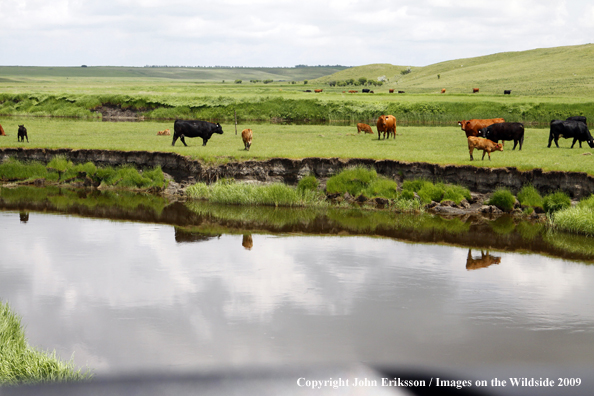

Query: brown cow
[314,89,323,93]
[156,128,170,136]
[389,89,394,93]
[466,249,501,270]
[468,136,503,160]
[0,123,5,136]
[348,90,358,93]
[441,89,446,94]
[459,118,505,137]
[472,88,479,93]
[241,128,253,151]
[376,115,397,140]
[357,123,373,134]
[242,234,253,250]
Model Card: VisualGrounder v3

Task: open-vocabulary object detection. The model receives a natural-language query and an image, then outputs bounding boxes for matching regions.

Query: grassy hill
[0,65,348,82]
[313,44,594,96]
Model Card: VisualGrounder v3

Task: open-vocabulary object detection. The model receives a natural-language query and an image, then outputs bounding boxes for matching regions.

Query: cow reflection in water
[242,234,253,250]
[174,228,221,243]
[19,212,29,223]
[466,249,501,270]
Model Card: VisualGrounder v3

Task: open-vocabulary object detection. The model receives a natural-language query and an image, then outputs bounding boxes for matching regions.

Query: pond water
[1,202,594,379]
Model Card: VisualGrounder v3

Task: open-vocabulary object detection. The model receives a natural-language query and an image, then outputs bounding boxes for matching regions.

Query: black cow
[504,90,511,95]
[17,125,28,142]
[566,116,587,125]
[480,122,524,150]
[548,120,594,148]
[362,89,370,93]
[172,120,223,146]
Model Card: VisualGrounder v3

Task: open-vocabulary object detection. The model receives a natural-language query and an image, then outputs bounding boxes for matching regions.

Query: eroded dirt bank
[2,147,594,198]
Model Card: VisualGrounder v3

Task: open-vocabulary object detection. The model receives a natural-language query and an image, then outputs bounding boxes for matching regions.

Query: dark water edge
[1,185,593,264]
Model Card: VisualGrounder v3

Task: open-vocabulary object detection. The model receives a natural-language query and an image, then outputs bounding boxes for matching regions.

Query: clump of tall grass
[0,302,91,384]
[187,180,327,207]
[543,191,571,214]
[297,175,319,193]
[550,194,594,236]
[488,189,516,211]
[0,159,57,181]
[517,185,543,208]
[401,178,470,204]
[326,166,378,196]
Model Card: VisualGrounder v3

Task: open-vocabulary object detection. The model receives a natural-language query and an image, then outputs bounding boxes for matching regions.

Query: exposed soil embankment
[2,148,594,198]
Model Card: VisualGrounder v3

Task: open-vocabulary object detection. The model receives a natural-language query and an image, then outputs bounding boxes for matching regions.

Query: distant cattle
[362,89,370,93]
[566,115,587,125]
[17,125,28,143]
[548,120,594,148]
[348,90,358,93]
[466,249,501,270]
[389,89,394,93]
[156,128,170,136]
[304,90,312,92]
[370,91,374,94]
[376,115,396,140]
[0,123,5,136]
[172,120,223,146]
[480,122,525,150]
[441,89,446,94]
[458,118,505,138]
[241,128,253,151]
[398,90,405,94]
[472,88,479,93]
[504,90,511,95]
[468,136,503,161]
[356,123,373,134]
[314,89,323,93]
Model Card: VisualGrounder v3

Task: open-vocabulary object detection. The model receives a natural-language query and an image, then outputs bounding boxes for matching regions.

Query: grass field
[1,117,593,174]
[1,44,594,124]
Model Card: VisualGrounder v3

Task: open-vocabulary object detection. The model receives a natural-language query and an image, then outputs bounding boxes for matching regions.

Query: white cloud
[0,0,593,66]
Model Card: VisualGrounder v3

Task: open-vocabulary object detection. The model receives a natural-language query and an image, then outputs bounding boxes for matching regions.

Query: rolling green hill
[313,44,594,96]
[0,65,348,82]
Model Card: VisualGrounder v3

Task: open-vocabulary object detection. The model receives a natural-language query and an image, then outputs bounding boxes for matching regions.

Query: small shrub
[399,190,416,201]
[401,179,428,193]
[297,176,319,193]
[442,185,471,204]
[488,189,516,211]
[418,182,444,204]
[543,191,571,214]
[326,166,377,196]
[362,178,398,199]
[517,185,543,208]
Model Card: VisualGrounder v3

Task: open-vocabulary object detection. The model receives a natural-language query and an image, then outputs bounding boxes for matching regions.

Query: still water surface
[1,210,594,375]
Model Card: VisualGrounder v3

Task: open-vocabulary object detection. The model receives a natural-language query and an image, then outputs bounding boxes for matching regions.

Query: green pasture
[1,117,593,175]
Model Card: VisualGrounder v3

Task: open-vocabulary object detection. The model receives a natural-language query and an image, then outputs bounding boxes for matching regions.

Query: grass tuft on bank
[0,302,91,385]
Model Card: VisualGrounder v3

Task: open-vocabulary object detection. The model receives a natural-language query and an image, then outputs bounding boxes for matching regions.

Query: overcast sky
[1,0,593,67]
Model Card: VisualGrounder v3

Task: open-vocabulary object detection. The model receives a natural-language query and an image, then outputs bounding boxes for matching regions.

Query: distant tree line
[327,77,384,87]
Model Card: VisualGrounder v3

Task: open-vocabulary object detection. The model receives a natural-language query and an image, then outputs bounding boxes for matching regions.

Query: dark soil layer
[2,148,594,198]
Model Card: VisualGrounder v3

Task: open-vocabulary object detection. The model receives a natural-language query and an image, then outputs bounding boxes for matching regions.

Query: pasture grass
[0,301,91,384]
[2,118,594,175]
[550,194,594,236]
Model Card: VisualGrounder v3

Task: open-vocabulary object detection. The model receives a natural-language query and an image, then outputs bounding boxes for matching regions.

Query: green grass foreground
[2,118,594,174]
[0,302,91,384]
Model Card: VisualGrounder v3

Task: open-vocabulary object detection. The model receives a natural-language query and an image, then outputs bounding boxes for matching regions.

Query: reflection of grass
[0,186,168,215]
[0,301,91,384]
[187,180,327,207]
[185,201,322,227]
[543,230,594,259]
[516,221,545,240]
[489,216,516,235]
